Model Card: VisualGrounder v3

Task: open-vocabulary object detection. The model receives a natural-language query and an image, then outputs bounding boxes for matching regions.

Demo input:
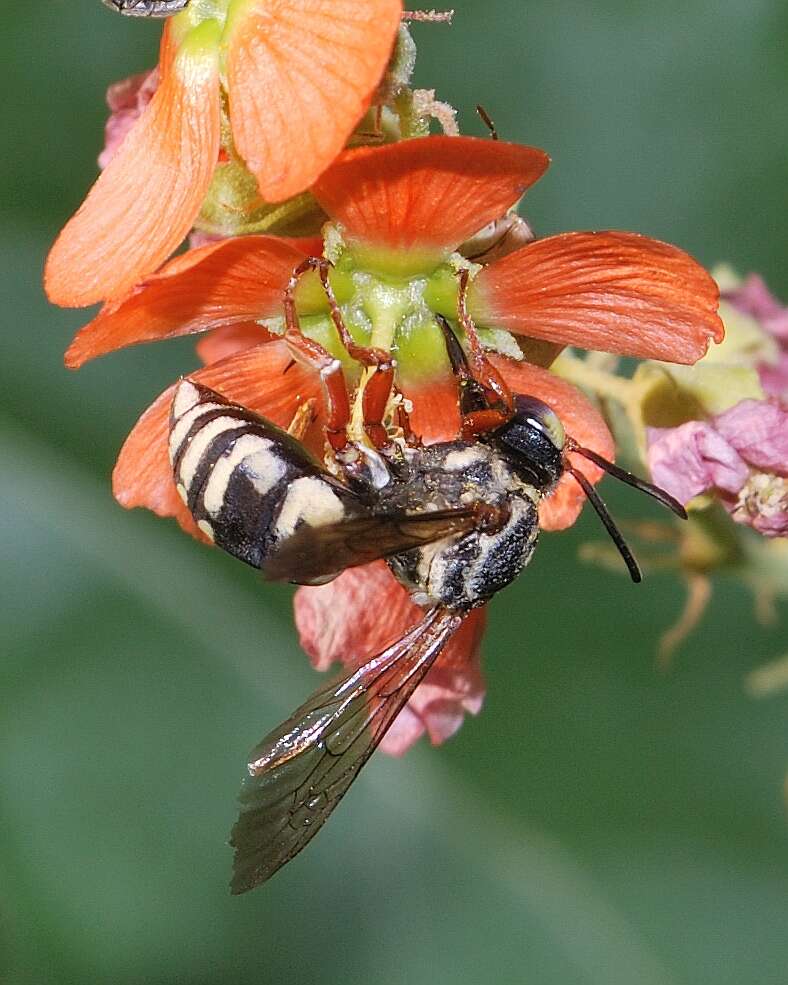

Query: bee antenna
[568,442,687,520]
[568,466,642,583]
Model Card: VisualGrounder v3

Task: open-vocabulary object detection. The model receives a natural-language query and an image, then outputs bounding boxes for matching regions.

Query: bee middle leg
[286,397,318,442]
[285,257,396,452]
[314,259,395,451]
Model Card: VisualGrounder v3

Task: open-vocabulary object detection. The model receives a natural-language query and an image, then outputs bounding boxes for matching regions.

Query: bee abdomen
[169,380,358,571]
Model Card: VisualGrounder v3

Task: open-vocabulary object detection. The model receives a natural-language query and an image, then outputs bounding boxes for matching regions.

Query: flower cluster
[642,270,788,537]
[48,2,756,749]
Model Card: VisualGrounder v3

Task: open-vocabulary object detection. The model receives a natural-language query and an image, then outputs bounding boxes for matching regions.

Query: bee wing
[230,608,463,894]
[263,503,504,584]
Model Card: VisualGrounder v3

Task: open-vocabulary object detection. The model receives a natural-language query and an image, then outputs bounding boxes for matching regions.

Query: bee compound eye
[513,396,565,451]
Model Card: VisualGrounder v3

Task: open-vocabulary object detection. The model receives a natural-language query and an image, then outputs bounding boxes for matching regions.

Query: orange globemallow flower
[44,0,402,307]
[65,135,723,751]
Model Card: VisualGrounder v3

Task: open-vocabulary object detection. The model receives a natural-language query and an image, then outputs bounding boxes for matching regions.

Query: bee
[101,0,190,17]
[169,262,685,893]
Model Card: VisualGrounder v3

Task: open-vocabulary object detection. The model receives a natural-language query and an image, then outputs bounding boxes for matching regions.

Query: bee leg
[455,268,514,428]
[435,311,512,441]
[313,260,395,451]
[356,363,396,450]
[283,257,396,452]
[458,407,513,439]
[286,397,318,442]
[283,261,352,453]
[393,385,422,447]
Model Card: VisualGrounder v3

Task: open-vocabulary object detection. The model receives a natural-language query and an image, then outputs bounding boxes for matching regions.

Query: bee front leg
[435,312,512,441]
[455,267,514,431]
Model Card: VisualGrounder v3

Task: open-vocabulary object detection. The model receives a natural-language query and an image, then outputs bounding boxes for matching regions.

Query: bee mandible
[168,258,685,894]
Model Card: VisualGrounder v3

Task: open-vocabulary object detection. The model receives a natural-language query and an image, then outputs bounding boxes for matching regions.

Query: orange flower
[44,0,403,307]
[66,135,723,750]
[66,135,721,527]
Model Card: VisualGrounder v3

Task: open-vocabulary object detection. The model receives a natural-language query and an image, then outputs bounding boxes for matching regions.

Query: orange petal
[471,231,723,364]
[158,20,179,78]
[65,236,311,368]
[293,561,487,755]
[195,323,274,365]
[112,339,324,536]
[490,356,615,531]
[312,136,550,254]
[226,0,402,203]
[45,23,222,307]
[401,372,461,444]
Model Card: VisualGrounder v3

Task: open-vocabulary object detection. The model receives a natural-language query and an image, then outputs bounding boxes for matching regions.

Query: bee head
[491,395,566,490]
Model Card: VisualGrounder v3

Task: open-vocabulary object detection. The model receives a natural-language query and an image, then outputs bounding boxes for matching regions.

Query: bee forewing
[263,505,496,584]
[229,608,463,894]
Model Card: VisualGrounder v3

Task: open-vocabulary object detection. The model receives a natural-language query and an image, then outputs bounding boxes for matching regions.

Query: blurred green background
[2,2,787,983]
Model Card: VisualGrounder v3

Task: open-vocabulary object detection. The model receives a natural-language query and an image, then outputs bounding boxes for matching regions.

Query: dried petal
[727,474,788,537]
[714,400,788,475]
[646,421,749,505]
[723,273,788,342]
[98,69,159,170]
[759,352,788,402]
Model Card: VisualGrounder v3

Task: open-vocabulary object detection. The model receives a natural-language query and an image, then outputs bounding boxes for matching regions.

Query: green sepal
[395,316,453,389]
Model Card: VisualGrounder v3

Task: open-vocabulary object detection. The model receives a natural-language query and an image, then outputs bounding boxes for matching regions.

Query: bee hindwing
[169,380,361,577]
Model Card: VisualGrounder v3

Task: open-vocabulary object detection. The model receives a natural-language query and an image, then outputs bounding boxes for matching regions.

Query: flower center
[288,243,465,391]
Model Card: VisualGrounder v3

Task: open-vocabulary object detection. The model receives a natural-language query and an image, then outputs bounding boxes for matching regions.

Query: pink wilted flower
[648,399,788,536]
[722,272,788,400]
[98,68,159,169]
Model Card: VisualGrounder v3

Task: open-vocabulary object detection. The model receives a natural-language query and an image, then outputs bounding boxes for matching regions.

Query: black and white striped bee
[169,285,684,893]
[101,0,190,17]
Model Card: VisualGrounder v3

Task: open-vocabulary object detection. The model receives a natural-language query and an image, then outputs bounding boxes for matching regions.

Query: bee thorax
[381,441,541,609]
